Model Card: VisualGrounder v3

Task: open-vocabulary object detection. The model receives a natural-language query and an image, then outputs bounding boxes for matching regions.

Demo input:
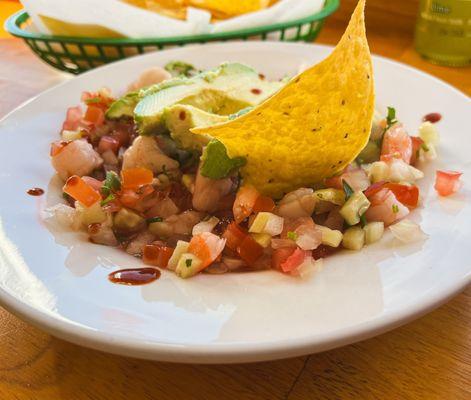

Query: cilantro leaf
[101,171,121,196]
[287,231,298,241]
[360,213,367,227]
[200,139,247,179]
[100,193,115,206]
[342,179,354,200]
[147,216,163,224]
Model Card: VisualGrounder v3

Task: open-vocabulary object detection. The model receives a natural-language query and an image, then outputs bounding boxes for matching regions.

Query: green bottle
[415,0,471,66]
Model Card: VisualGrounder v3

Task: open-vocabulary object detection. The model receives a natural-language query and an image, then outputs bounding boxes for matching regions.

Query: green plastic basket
[5,0,339,74]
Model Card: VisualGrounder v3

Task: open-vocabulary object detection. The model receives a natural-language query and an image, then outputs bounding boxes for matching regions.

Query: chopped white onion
[192,216,220,235]
[297,257,323,279]
[389,219,427,243]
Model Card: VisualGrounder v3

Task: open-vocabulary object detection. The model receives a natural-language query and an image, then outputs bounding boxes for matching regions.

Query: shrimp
[122,136,179,174]
[381,123,413,164]
[51,139,103,181]
[160,211,204,236]
[192,167,233,212]
[276,188,317,219]
[127,67,172,92]
[365,188,409,226]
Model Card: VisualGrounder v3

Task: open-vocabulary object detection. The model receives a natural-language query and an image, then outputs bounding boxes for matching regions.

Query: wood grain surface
[1,1,470,399]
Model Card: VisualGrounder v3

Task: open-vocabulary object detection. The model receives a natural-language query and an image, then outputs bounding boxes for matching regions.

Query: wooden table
[1,1,470,399]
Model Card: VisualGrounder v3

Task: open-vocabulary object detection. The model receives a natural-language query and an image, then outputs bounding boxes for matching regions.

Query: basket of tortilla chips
[5,0,339,74]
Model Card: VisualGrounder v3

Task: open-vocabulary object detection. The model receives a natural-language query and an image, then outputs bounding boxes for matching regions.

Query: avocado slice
[163,104,228,151]
[134,62,284,135]
[105,77,191,120]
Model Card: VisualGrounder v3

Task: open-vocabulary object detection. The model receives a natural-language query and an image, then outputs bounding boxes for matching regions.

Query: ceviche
[45,1,461,280]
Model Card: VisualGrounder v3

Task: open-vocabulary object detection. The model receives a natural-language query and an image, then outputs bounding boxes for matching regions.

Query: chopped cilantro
[421,143,430,152]
[164,61,197,77]
[185,258,192,267]
[342,179,354,200]
[200,139,247,179]
[287,231,298,241]
[392,204,399,213]
[386,106,398,128]
[147,216,163,224]
[360,213,367,227]
[101,171,121,196]
[100,193,115,206]
[84,97,101,105]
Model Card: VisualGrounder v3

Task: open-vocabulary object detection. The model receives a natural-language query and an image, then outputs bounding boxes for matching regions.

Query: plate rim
[0,41,470,364]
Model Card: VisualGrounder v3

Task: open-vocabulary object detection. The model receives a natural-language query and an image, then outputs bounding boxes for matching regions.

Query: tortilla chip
[189,0,271,18]
[192,0,374,198]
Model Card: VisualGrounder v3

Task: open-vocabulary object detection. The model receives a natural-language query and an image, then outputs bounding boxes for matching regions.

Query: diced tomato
[82,176,103,192]
[63,175,101,207]
[410,136,425,165]
[118,189,140,208]
[84,105,105,126]
[62,106,83,131]
[271,247,296,270]
[381,124,413,164]
[434,170,462,197]
[233,185,260,223]
[121,167,154,190]
[364,181,386,198]
[237,235,264,265]
[324,175,342,189]
[384,183,419,208]
[142,244,174,268]
[50,140,70,157]
[253,195,275,213]
[222,222,247,251]
[280,248,309,273]
[81,89,114,110]
[98,136,120,154]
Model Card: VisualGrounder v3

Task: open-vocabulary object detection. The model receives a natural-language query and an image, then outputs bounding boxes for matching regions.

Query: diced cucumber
[175,253,203,278]
[249,212,284,236]
[318,225,343,247]
[342,226,365,250]
[148,221,172,238]
[113,208,145,231]
[61,130,82,141]
[76,201,107,227]
[249,212,270,233]
[250,232,272,248]
[167,240,190,270]
[419,121,439,145]
[364,222,384,244]
[340,191,370,225]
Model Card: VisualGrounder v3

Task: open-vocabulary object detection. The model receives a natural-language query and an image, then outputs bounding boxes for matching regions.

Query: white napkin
[20,0,326,39]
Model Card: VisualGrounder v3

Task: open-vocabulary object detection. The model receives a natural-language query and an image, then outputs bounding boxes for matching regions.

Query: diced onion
[419,121,440,145]
[192,216,220,235]
[297,257,323,279]
[389,219,427,243]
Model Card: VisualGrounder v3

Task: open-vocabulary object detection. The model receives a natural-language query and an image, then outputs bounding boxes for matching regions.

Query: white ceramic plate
[0,42,470,364]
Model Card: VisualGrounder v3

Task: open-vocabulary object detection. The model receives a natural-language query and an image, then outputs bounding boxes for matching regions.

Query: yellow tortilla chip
[189,0,271,18]
[192,0,374,198]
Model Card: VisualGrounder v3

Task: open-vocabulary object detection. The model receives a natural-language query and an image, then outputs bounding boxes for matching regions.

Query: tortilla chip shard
[192,0,374,198]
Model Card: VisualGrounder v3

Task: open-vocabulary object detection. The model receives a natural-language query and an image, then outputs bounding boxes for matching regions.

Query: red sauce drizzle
[27,187,44,196]
[251,88,262,95]
[108,267,161,286]
[422,112,442,123]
